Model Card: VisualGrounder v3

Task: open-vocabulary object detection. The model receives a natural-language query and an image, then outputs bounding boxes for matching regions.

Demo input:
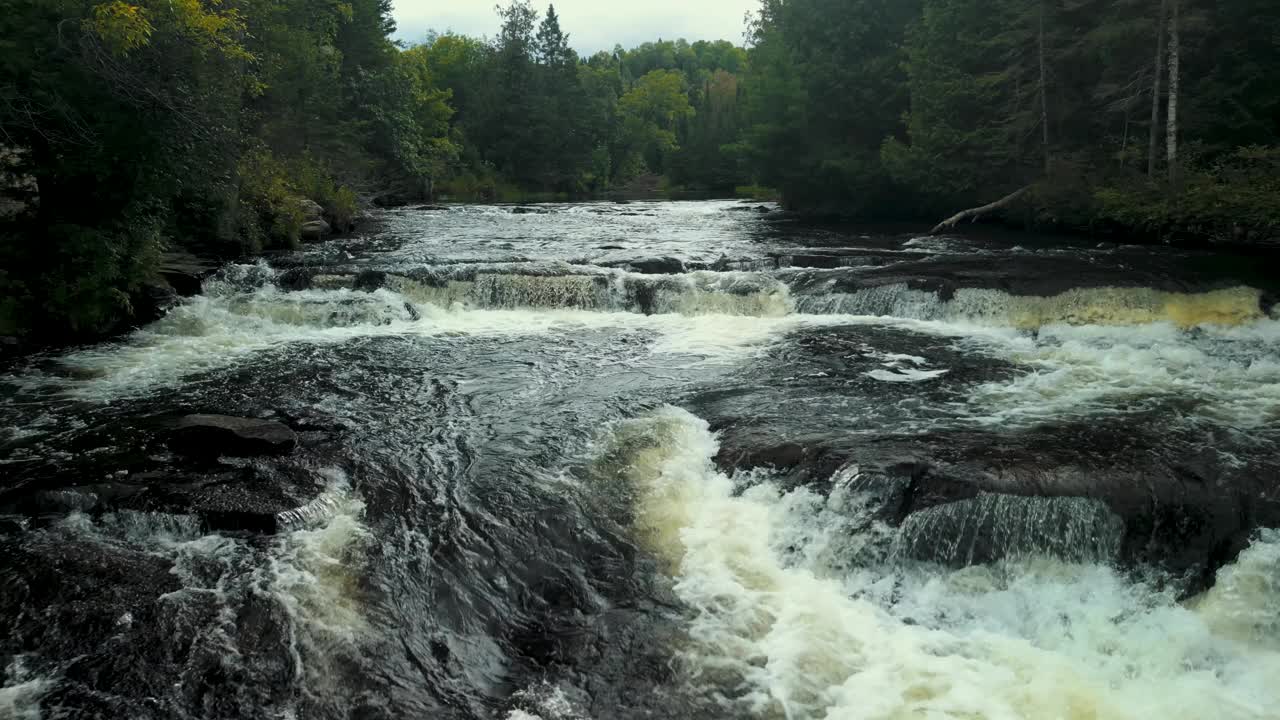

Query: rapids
[1,200,1277,719]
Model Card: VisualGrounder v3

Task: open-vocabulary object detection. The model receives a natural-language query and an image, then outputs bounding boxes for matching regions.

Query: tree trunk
[930,186,1032,235]
[1121,113,1131,167]
[1039,1,1052,174]
[1166,0,1181,190]
[1147,0,1167,178]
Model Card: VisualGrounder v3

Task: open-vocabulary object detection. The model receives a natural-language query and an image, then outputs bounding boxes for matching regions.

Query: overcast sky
[391,0,757,54]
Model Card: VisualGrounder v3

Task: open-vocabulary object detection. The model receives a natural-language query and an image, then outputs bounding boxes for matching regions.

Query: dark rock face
[132,280,180,327]
[1,409,330,535]
[713,421,1280,593]
[167,415,298,459]
[158,252,218,297]
[625,257,686,275]
[812,252,1258,301]
[119,464,327,533]
[354,270,388,292]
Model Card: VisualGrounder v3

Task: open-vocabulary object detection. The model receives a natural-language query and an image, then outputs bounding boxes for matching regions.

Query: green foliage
[235,150,303,252]
[742,0,1280,235]
[735,184,779,201]
[616,70,696,178]
[0,211,162,339]
[414,9,752,195]
[1094,147,1280,238]
[91,1,153,55]
[0,0,458,339]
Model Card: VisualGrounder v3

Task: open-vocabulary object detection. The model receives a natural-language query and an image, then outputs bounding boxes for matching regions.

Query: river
[1,200,1278,719]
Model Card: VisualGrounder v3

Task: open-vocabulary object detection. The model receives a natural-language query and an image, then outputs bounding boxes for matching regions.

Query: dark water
[2,201,1279,720]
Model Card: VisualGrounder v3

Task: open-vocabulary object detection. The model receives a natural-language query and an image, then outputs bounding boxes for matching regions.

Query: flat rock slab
[625,257,686,275]
[168,415,298,458]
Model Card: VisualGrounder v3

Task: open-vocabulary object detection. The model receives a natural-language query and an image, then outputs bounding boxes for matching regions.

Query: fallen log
[929,186,1031,235]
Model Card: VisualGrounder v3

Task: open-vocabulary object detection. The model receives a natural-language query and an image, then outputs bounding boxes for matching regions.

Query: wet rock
[713,418,1280,594]
[117,464,326,533]
[354,270,388,292]
[413,204,448,211]
[597,245,626,250]
[158,252,218,296]
[167,415,298,458]
[511,206,550,215]
[275,267,315,291]
[823,253,1241,300]
[625,257,685,275]
[300,218,331,241]
[134,280,180,325]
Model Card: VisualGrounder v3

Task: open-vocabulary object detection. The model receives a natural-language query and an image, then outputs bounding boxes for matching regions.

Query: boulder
[158,252,218,296]
[298,198,325,223]
[626,257,686,275]
[300,219,331,241]
[132,279,180,326]
[167,415,298,458]
[353,270,388,292]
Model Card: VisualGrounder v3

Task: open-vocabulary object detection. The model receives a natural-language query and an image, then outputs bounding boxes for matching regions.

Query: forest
[2,0,1278,341]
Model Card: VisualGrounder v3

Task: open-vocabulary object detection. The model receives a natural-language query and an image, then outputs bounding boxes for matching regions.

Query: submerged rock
[167,415,298,458]
[625,257,686,275]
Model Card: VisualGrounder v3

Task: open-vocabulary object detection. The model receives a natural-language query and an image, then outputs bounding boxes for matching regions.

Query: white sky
[391,0,757,54]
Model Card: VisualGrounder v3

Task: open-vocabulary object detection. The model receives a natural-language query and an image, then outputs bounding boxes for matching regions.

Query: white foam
[963,319,1280,428]
[263,492,371,641]
[508,683,584,720]
[1,657,48,720]
[865,367,950,383]
[599,407,1280,720]
[0,679,47,720]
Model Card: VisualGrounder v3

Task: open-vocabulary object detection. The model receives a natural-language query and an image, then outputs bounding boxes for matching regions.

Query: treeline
[744,0,1280,238]
[414,6,750,197]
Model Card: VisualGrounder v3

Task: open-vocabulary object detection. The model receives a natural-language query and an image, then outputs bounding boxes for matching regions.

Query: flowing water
[1,201,1279,719]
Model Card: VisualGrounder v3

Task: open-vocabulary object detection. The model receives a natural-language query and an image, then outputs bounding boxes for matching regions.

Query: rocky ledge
[0,413,337,534]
